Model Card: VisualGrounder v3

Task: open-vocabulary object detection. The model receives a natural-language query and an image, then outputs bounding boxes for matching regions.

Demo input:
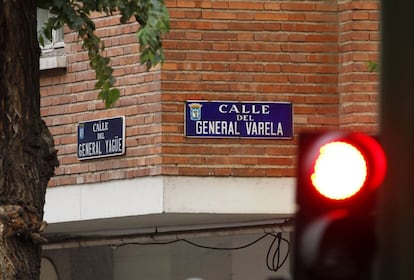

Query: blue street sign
[77,116,125,160]
[185,101,293,139]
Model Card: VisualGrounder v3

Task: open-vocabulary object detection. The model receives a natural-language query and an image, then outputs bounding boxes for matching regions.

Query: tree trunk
[0,1,58,279]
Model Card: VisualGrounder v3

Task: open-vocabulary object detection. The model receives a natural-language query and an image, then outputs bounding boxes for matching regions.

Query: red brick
[229,2,263,10]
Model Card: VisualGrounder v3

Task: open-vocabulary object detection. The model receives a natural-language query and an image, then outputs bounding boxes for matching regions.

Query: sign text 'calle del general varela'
[77,116,125,160]
[185,101,293,139]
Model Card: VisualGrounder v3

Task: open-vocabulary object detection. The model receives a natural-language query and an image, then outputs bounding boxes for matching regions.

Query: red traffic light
[301,132,387,202]
[294,131,387,280]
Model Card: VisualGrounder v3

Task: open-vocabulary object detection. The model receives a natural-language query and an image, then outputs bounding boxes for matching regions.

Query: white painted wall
[43,233,292,280]
[112,233,291,280]
[44,176,295,225]
[43,176,294,279]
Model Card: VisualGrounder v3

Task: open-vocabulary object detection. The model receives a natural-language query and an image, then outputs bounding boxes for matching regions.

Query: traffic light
[293,131,387,280]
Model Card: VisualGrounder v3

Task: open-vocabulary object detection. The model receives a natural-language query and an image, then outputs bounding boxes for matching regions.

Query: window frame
[37,8,65,53]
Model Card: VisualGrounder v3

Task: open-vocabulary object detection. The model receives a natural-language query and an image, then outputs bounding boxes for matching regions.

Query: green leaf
[368,61,378,72]
[106,88,121,107]
[38,35,45,47]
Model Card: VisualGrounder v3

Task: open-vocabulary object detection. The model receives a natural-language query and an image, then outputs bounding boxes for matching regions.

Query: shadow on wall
[184,277,288,280]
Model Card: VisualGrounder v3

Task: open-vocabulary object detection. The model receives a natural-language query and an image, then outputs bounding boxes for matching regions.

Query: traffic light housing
[294,131,387,280]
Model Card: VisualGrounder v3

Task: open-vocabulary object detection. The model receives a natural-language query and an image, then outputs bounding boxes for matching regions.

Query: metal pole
[379,0,414,279]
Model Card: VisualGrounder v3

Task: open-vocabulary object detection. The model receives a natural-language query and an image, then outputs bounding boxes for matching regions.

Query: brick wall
[160,0,379,177]
[41,13,163,187]
[338,0,380,133]
[40,0,380,187]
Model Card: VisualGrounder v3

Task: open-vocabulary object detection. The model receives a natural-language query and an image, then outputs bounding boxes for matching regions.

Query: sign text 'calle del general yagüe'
[77,116,125,160]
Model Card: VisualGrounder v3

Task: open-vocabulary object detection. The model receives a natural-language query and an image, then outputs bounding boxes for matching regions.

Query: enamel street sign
[185,101,293,139]
[77,116,125,160]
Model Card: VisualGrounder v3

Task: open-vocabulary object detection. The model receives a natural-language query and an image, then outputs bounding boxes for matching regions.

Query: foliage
[37,0,170,107]
[368,60,378,72]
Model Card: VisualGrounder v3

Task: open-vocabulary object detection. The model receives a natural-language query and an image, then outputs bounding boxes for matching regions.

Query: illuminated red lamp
[311,140,368,200]
[299,131,387,205]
